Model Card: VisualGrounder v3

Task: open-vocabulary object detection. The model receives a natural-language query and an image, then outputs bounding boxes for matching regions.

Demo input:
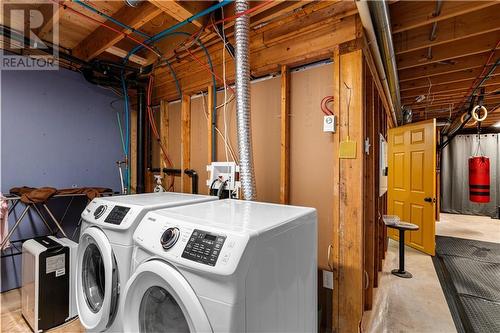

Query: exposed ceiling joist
[147,0,213,28]
[106,46,148,65]
[72,2,162,61]
[410,96,500,112]
[36,5,60,41]
[399,51,499,82]
[394,5,500,55]
[390,1,497,34]
[401,76,500,98]
[397,32,500,70]
[400,68,500,91]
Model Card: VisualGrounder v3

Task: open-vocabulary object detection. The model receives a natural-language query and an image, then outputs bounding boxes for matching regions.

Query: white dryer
[121,199,317,333]
[76,192,217,332]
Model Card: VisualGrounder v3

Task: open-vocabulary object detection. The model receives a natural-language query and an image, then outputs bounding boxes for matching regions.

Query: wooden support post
[331,47,341,332]
[280,65,290,204]
[160,100,169,190]
[363,62,376,311]
[207,85,214,165]
[130,109,137,193]
[332,48,365,333]
[181,95,191,193]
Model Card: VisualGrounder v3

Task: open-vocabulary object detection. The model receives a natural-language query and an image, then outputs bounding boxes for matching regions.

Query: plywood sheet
[190,96,209,194]
[289,63,334,269]
[167,101,182,191]
[189,77,281,203]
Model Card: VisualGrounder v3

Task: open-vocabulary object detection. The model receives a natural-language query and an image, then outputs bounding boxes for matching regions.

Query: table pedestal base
[391,269,413,278]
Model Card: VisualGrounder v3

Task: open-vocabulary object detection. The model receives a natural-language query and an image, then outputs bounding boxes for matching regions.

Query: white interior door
[76,227,119,331]
[121,260,212,333]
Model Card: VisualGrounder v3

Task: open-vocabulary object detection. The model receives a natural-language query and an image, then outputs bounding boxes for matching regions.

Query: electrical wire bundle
[321,96,334,116]
[54,0,275,193]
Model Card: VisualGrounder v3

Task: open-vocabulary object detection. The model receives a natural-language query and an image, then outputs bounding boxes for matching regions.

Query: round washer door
[76,227,119,331]
[121,260,212,333]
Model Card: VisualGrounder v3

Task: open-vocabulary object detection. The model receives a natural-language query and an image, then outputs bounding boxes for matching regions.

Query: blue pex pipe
[125,0,232,60]
[120,0,230,165]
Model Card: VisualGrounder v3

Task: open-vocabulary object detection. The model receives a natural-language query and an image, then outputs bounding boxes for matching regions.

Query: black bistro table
[382,216,419,278]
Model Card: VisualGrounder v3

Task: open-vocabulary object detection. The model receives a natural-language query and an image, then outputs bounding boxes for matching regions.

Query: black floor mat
[433,236,500,333]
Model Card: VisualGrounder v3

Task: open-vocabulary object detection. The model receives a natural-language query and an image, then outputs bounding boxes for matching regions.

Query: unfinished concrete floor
[362,213,500,333]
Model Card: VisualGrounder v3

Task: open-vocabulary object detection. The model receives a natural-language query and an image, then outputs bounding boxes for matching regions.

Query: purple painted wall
[1,67,124,291]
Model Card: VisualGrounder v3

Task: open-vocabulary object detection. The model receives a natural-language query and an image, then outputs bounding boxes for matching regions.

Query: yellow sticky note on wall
[339,136,356,159]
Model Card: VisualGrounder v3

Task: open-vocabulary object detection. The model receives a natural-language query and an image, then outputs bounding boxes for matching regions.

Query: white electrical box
[207,162,240,197]
[323,115,337,133]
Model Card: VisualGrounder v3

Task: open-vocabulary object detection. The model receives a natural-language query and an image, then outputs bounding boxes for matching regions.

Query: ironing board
[1,189,113,253]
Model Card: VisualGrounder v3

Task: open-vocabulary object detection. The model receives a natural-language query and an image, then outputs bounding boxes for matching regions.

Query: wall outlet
[322,270,334,290]
[323,115,336,133]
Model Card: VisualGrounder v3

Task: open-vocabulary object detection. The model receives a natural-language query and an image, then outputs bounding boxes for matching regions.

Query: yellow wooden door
[388,119,436,255]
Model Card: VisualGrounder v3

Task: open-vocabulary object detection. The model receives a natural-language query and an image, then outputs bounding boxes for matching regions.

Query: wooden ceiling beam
[390,1,497,34]
[394,5,500,55]
[154,14,358,101]
[401,69,500,91]
[399,51,499,83]
[410,96,500,112]
[72,2,162,61]
[152,1,356,90]
[36,5,61,41]
[106,46,148,65]
[401,76,500,98]
[397,32,500,70]
[147,0,213,28]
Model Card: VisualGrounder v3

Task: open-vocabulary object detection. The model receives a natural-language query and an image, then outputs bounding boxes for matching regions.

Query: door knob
[424,197,435,203]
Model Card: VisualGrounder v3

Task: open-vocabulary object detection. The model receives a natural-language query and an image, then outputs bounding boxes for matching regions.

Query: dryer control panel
[181,230,226,266]
[133,211,250,276]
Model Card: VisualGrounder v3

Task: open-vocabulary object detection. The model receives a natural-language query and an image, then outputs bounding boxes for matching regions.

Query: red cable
[321,96,334,116]
[52,0,159,56]
[186,48,236,94]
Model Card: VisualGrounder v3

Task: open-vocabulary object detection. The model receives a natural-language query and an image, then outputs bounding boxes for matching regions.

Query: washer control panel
[104,205,131,225]
[181,229,226,266]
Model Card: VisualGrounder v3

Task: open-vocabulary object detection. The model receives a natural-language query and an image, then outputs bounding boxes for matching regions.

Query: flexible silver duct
[235,0,256,200]
[123,0,142,7]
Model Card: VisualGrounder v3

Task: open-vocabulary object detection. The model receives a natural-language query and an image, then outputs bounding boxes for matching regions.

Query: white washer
[76,192,217,332]
[121,199,317,333]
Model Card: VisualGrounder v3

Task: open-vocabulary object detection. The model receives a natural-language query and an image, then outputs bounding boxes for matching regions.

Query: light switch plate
[322,270,333,290]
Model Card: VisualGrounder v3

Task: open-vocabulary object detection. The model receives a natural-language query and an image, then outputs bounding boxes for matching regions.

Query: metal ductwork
[366,1,403,125]
[123,0,142,7]
[234,0,256,200]
[355,1,398,126]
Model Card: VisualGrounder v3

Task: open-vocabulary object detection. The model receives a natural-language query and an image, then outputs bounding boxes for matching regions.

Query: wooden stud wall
[148,33,393,333]
[330,47,366,333]
[280,65,290,205]
[181,94,191,193]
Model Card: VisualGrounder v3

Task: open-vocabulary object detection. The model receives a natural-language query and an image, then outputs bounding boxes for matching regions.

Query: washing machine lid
[95,192,214,208]
[76,227,119,332]
[81,193,217,231]
[121,260,212,333]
